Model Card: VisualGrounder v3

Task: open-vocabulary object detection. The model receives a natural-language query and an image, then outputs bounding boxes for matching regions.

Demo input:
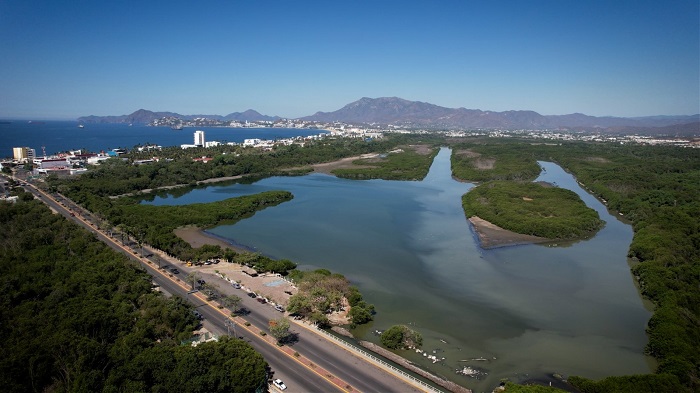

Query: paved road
[19,179,439,393]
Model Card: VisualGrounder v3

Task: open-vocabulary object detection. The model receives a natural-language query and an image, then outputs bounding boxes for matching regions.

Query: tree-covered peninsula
[462,181,604,240]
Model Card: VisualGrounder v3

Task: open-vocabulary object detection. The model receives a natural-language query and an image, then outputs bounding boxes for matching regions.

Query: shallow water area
[144,148,652,392]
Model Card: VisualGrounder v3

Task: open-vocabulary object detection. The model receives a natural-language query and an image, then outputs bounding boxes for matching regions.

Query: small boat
[78,124,84,128]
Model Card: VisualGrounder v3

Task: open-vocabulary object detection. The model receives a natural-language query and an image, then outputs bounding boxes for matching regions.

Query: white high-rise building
[194,130,205,147]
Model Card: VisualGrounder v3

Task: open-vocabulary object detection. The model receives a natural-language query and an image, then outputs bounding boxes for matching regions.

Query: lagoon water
[145,147,652,392]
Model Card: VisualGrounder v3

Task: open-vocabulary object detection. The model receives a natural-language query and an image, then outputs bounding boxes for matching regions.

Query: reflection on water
[146,148,652,391]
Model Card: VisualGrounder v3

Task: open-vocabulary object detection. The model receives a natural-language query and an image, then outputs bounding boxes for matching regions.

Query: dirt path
[308,153,380,174]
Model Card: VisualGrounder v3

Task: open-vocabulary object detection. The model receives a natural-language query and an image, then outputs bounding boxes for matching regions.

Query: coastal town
[3,116,698,181]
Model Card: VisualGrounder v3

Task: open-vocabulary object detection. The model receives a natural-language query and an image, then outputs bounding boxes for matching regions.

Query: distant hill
[604,122,700,137]
[78,109,279,124]
[78,99,699,134]
[224,109,279,122]
[79,109,183,124]
[302,97,700,131]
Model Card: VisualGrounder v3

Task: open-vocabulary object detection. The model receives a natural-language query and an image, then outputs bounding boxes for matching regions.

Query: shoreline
[468,216,551,249]
[174,226,252,253]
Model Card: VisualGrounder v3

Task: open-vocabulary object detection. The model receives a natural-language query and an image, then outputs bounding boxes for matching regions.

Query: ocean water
[0,120,327,158]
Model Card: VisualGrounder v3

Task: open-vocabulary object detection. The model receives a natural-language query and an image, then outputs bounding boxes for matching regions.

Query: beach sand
[468,216,550,249]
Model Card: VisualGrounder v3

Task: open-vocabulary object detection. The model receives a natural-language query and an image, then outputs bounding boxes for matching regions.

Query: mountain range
[302,97,699,131]
[78,97,699,134]
[78,109,278,124]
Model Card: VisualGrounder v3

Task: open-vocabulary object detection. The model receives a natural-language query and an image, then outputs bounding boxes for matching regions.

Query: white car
[272,379,287,390]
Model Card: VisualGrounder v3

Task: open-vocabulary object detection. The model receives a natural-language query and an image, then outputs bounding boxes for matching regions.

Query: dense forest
[462,181,604,239]
[0,199,268,392]
[451,139,699,392]
[451,144,542,181]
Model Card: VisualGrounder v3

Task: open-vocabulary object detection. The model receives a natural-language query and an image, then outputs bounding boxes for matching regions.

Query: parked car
[247,292,257,298]
[256,297,267,304]
[170,268,180,274]
[232,283,241,289]
[272,379,287,391]
[274,305,285,312]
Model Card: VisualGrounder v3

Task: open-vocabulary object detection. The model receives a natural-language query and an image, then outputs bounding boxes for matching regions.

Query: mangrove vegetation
[462,181,604,239]
[332,145,439,180]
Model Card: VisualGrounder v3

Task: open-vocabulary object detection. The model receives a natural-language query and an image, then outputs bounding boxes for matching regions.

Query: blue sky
[1,0,698,119]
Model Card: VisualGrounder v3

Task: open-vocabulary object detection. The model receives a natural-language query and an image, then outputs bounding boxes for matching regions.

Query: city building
[13,147,36,163]
[37,158,70,170]
[194,130,205,147]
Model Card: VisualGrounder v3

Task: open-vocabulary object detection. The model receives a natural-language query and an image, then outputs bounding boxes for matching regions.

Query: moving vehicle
[272,379,287,390]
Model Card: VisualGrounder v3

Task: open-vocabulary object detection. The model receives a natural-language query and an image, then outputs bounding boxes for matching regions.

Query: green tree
[380,325,423,350]
[268,317,291,343]
[220,294,242,312]
[200,283,219,300]
[348,301,375,326]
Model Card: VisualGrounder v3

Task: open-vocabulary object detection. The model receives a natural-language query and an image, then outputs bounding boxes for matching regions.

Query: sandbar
[174,226,250,253]
[468,216,550,249]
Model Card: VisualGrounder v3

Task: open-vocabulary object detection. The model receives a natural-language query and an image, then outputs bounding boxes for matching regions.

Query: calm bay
[145,147,653,392]
[0,121,326,158]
